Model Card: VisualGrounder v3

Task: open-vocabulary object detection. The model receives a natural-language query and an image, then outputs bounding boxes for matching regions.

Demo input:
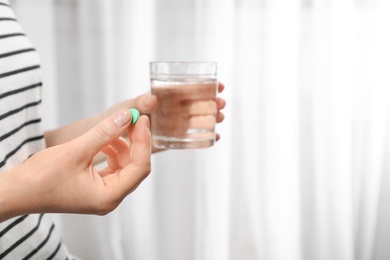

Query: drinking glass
[150,61,218,149]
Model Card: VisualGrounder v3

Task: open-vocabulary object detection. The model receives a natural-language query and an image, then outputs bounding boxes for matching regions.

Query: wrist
[0,168,33,222]
[0,157,56,222]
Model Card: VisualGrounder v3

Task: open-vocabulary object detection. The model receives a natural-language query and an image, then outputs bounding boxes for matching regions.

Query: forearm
[44,114,102,147]
[44,94,158,148]
[44,98,134,148]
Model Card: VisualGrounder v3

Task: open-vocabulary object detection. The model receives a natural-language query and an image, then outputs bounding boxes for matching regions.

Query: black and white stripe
[0,214,45,259]
[0,1,74,259]
[0,214,69,259]
[0,0,44,172]
[0,215,29,238]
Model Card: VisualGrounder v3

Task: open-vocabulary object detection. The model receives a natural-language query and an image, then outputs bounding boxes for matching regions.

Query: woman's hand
[0,109,151,221]
[103,82,226,145]
[44,83,226,154]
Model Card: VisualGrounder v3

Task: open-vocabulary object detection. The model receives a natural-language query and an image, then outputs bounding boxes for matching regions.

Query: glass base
[152,136,215,149]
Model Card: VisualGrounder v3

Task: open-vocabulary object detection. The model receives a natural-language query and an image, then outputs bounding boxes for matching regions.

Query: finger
[76,109,133,159]
[98,166,116,178]
[132,93,158,114]
[127,115,151,146]
[101,145,117,158]
[127,116,151,173]
[181,100,216,115]
[105,116,151,197]
[151,114,215,136]
[216,133,221,142]
[100,124,141,169]
[216,111,225,123]
[110,137,132,167]
[152,83,215,102]
[218,82,225,93]
[100,145,121,171]
[216,97,226,110]
[114,164,151,197]
[107,93,158,118]
[110,137,130,152]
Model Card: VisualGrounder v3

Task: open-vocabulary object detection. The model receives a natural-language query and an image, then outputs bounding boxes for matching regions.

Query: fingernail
[129,108,140,124]
[112,109,131,127]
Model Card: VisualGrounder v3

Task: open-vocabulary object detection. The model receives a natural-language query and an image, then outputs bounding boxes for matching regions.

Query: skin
[0,83,226,222]
[46,82,225,154]
[0,111,151,222]
[151,82,217,137]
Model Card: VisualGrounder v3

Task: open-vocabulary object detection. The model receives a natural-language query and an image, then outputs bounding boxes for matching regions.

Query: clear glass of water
[150,61,218,149]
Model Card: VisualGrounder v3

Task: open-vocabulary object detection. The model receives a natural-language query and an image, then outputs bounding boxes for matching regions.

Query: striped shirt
[0,1,75,259]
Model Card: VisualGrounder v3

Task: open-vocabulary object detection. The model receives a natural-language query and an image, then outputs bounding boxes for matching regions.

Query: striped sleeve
[0,1,77,259]
[0,0,44,172]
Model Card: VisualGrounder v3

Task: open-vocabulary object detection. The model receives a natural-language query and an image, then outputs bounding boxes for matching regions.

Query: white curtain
[12,0,390,259]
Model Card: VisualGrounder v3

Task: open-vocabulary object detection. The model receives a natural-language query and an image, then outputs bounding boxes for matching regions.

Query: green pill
[129,108,140,124]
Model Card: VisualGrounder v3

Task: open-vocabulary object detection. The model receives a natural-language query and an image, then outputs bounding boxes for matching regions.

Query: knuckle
[94,124,113,143]
[143,163,152,178]
[139,157,152,177]
[134,159,151,179]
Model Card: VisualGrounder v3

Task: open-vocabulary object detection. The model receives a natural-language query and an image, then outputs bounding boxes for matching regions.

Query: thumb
[77,109,134,159]
[134,93,158,114]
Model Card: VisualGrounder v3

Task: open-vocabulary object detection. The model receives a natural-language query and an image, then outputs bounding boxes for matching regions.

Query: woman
[0,0,226,259]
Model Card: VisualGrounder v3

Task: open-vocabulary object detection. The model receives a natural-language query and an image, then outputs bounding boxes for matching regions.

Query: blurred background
[10,0,390,259]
